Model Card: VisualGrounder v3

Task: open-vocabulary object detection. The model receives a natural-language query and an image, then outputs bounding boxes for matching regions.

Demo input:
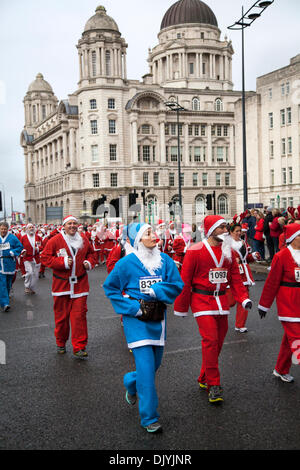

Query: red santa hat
[285,223,300,244]
[62,215,78,226]
[242,223,248,232]
[157,219,165,228]
[204,215,226,238]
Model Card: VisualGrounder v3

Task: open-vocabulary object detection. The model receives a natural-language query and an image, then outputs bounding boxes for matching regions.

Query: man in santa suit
[155,220,166,252]
[102,225,117,262]
[21,224,42,294]
[174,215,252,404]
[89,223,104,265]
[164,221,177,258]
[41,215,96,358]
[258,223,300,383]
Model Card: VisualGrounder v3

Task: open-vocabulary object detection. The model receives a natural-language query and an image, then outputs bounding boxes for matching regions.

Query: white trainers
[235,327,248,333]
[273,369,294,383]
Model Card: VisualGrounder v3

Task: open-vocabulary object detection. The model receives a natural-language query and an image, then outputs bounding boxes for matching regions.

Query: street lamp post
[165,100,185,229]
[228,1,274,211]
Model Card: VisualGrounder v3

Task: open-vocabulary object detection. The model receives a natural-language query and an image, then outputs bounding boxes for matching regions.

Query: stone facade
[235,54,300,213]
[21,2,242,225]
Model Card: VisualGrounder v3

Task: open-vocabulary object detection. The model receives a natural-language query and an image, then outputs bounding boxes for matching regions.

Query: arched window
[192,97,200,111]
[195,195,206,216]
[218,195,228,215]
[215,98,223,112]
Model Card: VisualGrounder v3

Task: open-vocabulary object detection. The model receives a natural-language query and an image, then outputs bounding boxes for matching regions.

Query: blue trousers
[124,345,164,427]
[0,273,14,308]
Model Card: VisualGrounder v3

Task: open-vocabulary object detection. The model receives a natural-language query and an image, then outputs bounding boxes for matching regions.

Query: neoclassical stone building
[21,0,243,224]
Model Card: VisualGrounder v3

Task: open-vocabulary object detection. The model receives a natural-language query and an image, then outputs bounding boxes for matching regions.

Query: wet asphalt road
[0,266,300,451]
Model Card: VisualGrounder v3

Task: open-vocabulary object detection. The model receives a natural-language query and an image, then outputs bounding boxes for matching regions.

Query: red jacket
[41,232,95,298]
[21,234,43,264]
[258,246,300,321]
[174,240,250,317]
[269,217,283,238]
[254,218,264,241]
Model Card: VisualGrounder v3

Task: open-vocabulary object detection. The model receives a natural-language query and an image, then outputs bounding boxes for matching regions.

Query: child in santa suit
[41,215,96,358]
[258,223,300,383]
[103,223,183,433]
[21,224,43,294]
[174,215,252,404]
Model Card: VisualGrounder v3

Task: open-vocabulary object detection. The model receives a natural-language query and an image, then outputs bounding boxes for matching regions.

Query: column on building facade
[229,124,235,165]
[83,48,88,79]
[225,55,229,82]
[178,53,182,79]
[220,55,224,81]
[159,119,166,165]
[69,128,75,169]
[123,50,127,80]
[166,55,169,80]
[209,54,213,79]
[62,131,68,170]
[184,123,189,166]
[24,151,29,184]
[56,137,61,173]
[78,53,83,81]
[207,125,212,165]
[199,53,203,78]
[170,53,173,80]
[100,46,105,76]
[130,117,138,164]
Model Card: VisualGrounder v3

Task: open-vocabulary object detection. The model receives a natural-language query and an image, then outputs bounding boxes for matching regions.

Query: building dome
[27,73,53,93]
[84,6,119,33]
[160,0,218,30]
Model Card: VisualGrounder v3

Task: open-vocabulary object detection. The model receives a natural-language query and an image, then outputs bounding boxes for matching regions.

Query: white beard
[231,239,243,252]
[288,245,300,267]
[220,233,232,261]
[65,232,83,251]
[136,242,162,275]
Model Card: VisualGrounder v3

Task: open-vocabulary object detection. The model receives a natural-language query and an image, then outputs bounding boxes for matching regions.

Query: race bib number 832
[139,276,162,294]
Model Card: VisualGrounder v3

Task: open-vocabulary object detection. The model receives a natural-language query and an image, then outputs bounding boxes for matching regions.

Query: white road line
[0,324,50,333]
[165,339,247,355]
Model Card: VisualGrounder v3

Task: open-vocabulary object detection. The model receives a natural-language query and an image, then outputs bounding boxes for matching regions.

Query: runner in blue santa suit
[103,222,183,433]
[0,222,24,311]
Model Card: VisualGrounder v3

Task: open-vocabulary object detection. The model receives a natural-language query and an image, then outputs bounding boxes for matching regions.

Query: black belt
[192,287,226,296]
[53,272,87,281]
[280,282,300,288]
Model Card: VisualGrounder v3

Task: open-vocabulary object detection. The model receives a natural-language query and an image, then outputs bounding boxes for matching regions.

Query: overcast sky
[0,0,299,215]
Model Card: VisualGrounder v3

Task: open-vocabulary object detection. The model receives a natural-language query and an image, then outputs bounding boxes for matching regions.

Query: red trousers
[275,322,300,374]
[196,315,228,387]
[53,295,88,353]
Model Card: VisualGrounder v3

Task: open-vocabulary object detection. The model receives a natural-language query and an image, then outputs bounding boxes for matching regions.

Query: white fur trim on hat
[62,215,78,225]
[134,224,151,250]
[286,229,300,244]
[206,218,226,238]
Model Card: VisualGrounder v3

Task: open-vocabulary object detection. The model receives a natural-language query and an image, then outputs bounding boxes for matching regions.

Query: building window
[180,173,184,186]
[108,98,115,109]
[223,125,229,137]
[192,97,200,111]
[201,124,206,136]
[282,168,287,185]
[218,195,228,215]
[153,172,159,186]
[188,124,193,136]
[216,147,225,162]
[202,62,206,75]
[108,119,116,134]
[32,105,36,123]
[90,99,97,110]
[281,83,285,96]
[106,50,111,76]
[289,167,293,184]
[42,105,46,120]
[189,63,194,75]
[287,107,292,124]
[195,196,205,216]
[281,138,286,155]
[143,146,150,162]
[225,173,230,186]
[91,120,98,134]
[270,169,274,186]
[288,137,292,154]
[169,173,175,187]
[269,113,273,129]
[93,173,99,188]
[215,99,223,112]
[141,124,151,134]
[92,51,97,76]
[270,141,274,158]
[170,146,178,162]
[91,144,99,162]
[110,173,118,187]
[202,173,208,187]
[280,109,286,126]
[216,173,221,186]
[193,173,198,187]
[109,144,117,161]
[143,172,149,186]
[269,88,272,99]
[288,197,294,207]
[194,147,201,162]
[286,82,290,95]
[281,197,287,209]
[194,125,199,136]
[217,125,222,137]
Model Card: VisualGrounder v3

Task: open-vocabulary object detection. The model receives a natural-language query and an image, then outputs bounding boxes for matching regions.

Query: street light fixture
[165,99,185,229]
[228,0,274,211]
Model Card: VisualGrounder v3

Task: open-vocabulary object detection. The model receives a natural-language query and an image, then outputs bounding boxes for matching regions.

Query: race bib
[57,248,68,257]
[139,276,162,294]
[239,264,244,275]
[209,268,228,284]
[0,242,10,251]
[295,268,300,283]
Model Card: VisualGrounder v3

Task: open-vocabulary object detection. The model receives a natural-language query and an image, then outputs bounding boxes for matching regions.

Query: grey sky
[0,0,299,214]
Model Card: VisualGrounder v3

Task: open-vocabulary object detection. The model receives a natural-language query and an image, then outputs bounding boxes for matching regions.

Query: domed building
[21,1,243,224]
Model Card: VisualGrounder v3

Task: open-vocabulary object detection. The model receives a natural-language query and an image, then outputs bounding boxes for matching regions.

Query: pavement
[0,264,300,452]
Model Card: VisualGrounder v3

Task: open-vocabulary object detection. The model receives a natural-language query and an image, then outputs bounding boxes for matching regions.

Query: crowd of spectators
[241,206,300,263]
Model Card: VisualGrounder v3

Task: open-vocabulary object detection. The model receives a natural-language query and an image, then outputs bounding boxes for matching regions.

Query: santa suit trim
[278,316,300,322]
[127,318,166,349]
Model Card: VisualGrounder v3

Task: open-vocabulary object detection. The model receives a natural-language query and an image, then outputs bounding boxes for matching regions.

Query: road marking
[165,339,247,355]
[0,324,49,333]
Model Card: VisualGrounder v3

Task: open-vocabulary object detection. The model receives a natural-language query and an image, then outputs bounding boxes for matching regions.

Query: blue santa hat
[127,223,151,249]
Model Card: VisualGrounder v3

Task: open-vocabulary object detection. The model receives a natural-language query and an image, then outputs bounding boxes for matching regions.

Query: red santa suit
[21,230,42,293]
[41,216,96,354]
[172,225,193,272]
[174,216,251,389]
[102,229,117,261]
[258,223,300,376]
[89,225,104,264]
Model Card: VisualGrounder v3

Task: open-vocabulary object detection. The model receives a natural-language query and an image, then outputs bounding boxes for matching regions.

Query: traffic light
[129,191,138,206]
[99,194,107,205]
[206,194,213,211]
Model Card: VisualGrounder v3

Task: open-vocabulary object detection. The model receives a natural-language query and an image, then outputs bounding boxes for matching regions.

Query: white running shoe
[235,327,248,333]
[273,369,294,383]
